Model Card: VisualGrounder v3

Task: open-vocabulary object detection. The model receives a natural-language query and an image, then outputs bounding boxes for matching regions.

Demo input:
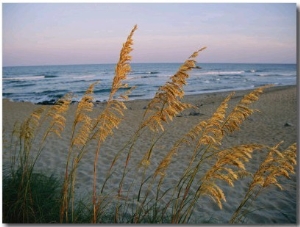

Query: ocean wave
[128,94,146,98]
[94,88,112,94]
[32,90,70,97]
[11,83,36,87]
[244,69,256,73]
[44,75,58,78]
[126,75,160,80]
[132,71,160,75]
[256,73,272,77]
[3,92,14,96]
[200,71,245,75]
[3,76,45,81]
[76,79,101,83]
[255,73,294,77]
[3,74,58,80]
[72,75,96,80]
[134,83,148,87]
[141,75,159,78]
[93,86,137,95]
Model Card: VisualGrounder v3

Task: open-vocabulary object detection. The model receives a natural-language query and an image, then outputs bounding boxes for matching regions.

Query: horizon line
[2,62,297,68]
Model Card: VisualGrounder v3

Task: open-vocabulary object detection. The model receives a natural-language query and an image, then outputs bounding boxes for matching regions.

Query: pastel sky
[2,3,297,66]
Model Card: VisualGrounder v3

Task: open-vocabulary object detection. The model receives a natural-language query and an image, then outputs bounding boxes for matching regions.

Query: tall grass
[3,25,297,224]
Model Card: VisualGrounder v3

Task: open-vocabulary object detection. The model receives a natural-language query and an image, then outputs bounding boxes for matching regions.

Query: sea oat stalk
[91,25,137,223]
[229,142,297,223]
[59,82,97,223]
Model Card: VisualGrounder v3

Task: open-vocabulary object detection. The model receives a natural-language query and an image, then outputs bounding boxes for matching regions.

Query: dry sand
[2,85,297,224]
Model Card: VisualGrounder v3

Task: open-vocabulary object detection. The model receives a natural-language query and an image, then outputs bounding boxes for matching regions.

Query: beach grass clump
[2,25,297,224]
[2,167,61,223]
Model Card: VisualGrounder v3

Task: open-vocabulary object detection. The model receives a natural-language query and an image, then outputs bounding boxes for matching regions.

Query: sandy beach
[2,85,297,224]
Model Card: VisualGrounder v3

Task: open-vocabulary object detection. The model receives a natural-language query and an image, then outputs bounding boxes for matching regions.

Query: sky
[2,3,297,66]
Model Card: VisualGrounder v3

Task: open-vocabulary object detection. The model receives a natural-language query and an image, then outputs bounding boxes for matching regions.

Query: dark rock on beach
[189,110,204,116]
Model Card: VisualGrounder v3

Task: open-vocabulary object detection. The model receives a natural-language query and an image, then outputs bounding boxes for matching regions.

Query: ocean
[2,63,297,104]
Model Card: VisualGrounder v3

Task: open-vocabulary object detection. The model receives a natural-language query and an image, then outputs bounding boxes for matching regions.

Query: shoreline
[2,84,297,105]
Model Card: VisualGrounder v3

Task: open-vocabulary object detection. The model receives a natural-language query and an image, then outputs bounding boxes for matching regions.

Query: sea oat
[20,107,46,152]
[72,82,97,147]
[93,25,137,142]
[91,25,137,223]
[154,147,178,177]
[195,92,234,149]
[223,85,272,133]
[142,47,206,132]
[250,142,297,191]
[46,93,72,138]
[230,142,297,223]
[196,144,263,209]
[110,25,137,99]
